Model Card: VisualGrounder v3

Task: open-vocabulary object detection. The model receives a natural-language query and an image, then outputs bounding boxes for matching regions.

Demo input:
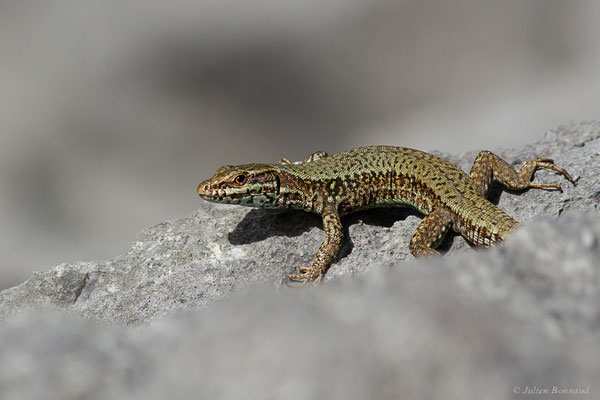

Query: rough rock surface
[1,121,599,399]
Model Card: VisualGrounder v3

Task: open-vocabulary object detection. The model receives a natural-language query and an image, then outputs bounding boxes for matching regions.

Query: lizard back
[277,146,518,244]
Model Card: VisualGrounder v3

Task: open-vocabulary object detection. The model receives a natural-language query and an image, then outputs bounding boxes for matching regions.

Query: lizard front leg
[281,151,329,165]
[302,151,328,163]
[289,206,343,283]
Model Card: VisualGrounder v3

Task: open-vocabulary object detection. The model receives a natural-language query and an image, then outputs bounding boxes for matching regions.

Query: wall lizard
[197,146,574,283]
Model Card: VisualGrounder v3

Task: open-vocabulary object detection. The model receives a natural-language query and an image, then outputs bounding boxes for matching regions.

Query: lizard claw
[287,267,323,286]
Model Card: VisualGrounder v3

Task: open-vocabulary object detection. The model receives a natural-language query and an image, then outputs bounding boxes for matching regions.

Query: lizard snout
[197,181,211,196]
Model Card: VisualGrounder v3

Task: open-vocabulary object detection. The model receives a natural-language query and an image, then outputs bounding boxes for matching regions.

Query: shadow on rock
[229,206,458,259]
[229,206,419,246]
[228,209,321,245]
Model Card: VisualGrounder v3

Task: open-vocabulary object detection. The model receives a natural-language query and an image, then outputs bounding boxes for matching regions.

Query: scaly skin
[197,146,574,283]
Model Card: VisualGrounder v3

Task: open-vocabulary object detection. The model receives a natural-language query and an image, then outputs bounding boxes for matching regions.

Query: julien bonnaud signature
[513,385,590,395]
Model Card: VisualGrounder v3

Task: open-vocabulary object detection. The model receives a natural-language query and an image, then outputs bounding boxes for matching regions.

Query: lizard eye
[234,174,246,185]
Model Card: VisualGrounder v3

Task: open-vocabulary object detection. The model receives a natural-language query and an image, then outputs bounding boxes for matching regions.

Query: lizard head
[197,164,280,207]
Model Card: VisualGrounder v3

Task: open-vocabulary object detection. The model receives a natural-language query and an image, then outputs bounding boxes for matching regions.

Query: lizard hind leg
[469,150,575,196]
[409,208,452,257]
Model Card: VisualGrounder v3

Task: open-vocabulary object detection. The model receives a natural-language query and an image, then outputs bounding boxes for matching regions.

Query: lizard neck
[275,167,326,213]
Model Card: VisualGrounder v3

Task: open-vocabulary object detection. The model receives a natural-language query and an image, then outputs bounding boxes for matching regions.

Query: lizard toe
[288,267,323,284]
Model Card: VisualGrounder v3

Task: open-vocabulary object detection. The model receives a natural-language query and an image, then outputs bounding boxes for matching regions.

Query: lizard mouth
[197,182,225,198]
[198,188,230,202]
[197,184,274,207]
[197,183,252,204]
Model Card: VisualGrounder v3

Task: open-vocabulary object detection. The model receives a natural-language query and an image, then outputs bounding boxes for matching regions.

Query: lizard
[197,146,574,283]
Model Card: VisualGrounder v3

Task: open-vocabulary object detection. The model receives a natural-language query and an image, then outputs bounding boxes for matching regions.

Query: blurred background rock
[0,0,598,289]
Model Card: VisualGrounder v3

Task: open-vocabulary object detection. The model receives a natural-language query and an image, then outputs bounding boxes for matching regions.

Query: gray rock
[1,121,600,399]
[1,270,598,400]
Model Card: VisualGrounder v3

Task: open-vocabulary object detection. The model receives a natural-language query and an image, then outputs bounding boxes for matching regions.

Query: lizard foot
[522,157,575,192]
[288,267,323,286]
